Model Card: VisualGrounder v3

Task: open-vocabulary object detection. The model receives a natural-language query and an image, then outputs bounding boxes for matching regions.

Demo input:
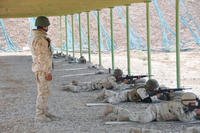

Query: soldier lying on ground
[67,55,87,64]
[78,56,86,64]
[113,69,146,84]
[62,69,145,93]
[103,92,200,123]
[97,79,179,104]
[53,52,65,59]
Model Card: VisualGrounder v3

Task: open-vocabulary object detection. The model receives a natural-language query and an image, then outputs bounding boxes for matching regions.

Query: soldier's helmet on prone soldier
[181,92,198,106]
[113,69,123,78]
[145,79,159,91]
[79,56,86,64]
[35,16,50,27]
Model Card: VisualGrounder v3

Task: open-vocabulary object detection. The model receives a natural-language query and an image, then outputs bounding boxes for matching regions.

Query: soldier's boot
[97,91,106,100]
[102,113,118,121]
[35,114,52,122]
[97,90,118,103]
[45,112,61,121]
[117,115,130,121]
[103,105,114,117]
[129,128,142,133]
[35,104,52,122]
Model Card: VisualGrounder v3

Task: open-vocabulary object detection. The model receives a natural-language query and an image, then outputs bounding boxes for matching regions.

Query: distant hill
[1,0,199,52]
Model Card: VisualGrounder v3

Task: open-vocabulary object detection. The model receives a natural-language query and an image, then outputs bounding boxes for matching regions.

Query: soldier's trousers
[65,82,95,93]
[105,90,130,104]
[35,71,51,117]
[113,105,157,123]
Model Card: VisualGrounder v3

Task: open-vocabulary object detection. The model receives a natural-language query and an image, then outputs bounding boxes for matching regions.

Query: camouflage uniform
[64,76,122,93]
[102,83,160,104]
[31,29,53,118]
[106,101,197,123]
[102,79,183,104]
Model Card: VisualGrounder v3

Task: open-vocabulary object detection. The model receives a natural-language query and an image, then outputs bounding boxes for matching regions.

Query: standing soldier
[31,16,59,122]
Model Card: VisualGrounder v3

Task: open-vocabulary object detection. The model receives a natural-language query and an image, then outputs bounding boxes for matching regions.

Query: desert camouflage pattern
[128,85,147,102]
[31,29,53,118]
[183,126,200,133]
[101,83,153,104]
[64,82,91,93]
[31,29,53,73]
[64,76,118,92]
[103,85,185,104]
[111,101,197,123]
[35,71,51,116]
[102,89,130,104]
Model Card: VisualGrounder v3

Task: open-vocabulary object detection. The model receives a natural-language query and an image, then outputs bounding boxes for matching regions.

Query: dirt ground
[0,50,200,133]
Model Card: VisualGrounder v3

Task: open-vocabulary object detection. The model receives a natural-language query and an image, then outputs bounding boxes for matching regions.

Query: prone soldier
[62,69,144,93]
[98,79,160,104]
[103,92,200,123]
[114,69,146,84]
[78,56,86,64]
[98,79,184,104]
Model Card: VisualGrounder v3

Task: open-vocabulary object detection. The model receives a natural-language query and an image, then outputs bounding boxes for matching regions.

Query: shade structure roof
[0,0,150,18]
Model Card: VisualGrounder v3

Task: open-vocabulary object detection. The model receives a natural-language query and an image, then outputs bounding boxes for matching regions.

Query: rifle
[117,74,151,84]
[150,87,192,101]
[157,87,192,93]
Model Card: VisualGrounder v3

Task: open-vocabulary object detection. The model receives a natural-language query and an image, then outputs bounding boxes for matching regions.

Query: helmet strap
[37,26,48,32]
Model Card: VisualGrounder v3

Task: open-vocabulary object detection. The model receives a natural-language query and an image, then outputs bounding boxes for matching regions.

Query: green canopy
[0,0,150,18]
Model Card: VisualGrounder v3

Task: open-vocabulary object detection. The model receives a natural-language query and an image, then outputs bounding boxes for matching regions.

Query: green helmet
[146,79,159,91]
[35,16,50,27]
[113,69,123,78]
[78,56,86,64]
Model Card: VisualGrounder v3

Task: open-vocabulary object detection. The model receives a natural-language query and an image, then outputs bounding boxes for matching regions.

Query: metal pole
[87,12,91,62]
[126,5,131,75]
[176,0,180,87]
[60,16,62,52]
[110,7,115,70]
[97,10,102,66]
[146,2,152,79]
[79,13,82,57]
[65,16,68,56]
[71,15,75,57]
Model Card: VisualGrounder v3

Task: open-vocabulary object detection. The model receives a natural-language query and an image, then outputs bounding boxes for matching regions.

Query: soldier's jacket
[94,76,117,90]
[31,30,53,73]
[155,101,196,121]
[103,83,145,104]
[63,76,118,93]
[104,84,183,104]
[127,84,183,103]
[64,75,139,93]
[127,84,159,103]
[113,101,197,123]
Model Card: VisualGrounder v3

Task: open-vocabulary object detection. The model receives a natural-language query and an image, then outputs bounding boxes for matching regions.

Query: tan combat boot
[96,91,106,101]
[45,112,61,121]
[35,114,52,122]
[103,105,114,117]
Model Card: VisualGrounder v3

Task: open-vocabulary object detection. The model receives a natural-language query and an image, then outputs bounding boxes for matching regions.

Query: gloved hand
[123,79,129,84]
[195,109,200,116]
[158,92,171,101]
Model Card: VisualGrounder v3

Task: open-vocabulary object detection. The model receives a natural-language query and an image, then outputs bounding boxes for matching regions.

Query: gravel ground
[0,52,200,133]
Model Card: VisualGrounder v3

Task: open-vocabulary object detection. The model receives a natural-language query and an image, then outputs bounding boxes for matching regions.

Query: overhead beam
[0,0,151,18]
